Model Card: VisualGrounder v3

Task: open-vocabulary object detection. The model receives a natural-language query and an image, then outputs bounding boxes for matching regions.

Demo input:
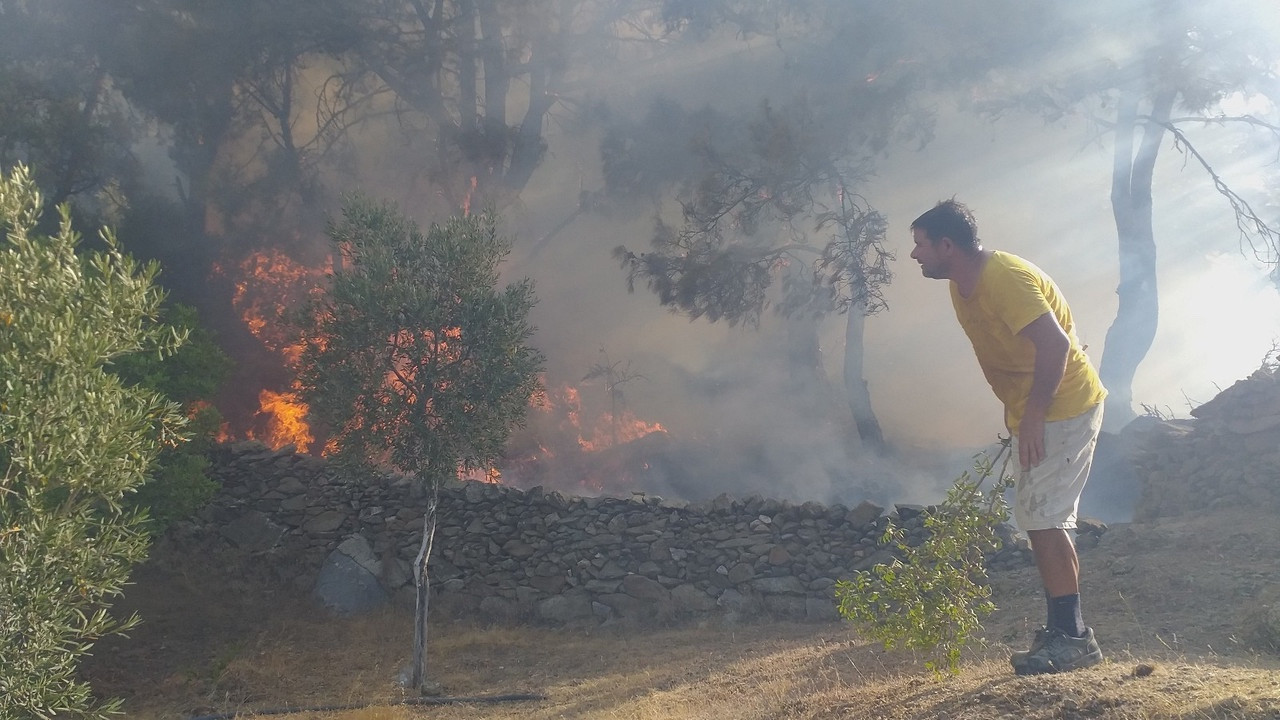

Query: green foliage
[110,304,232,405]
[295,198,545,485]
[111,303,232,531]
[0,164,187,718]
[835,442,1015,675]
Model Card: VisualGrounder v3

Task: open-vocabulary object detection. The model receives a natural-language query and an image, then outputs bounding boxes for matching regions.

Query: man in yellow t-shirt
[909,199,1107,676]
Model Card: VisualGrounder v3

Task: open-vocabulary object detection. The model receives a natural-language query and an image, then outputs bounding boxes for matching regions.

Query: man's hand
[1018,410,1047,470]
[1016,312,1069,470]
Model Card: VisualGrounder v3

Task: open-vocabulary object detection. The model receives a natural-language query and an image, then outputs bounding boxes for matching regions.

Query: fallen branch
[186,692,548,720]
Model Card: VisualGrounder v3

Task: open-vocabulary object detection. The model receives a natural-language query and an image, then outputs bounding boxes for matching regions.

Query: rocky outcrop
[1131,363,1280,519]
[161,443,1032,626]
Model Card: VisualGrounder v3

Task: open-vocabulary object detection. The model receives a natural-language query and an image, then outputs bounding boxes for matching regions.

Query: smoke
[496,9,1280,510]
[33,1,1275,511]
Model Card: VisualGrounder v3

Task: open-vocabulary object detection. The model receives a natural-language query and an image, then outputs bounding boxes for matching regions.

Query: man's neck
[951,248,992,299]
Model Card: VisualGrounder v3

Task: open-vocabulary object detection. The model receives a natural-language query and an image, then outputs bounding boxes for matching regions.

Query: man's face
[909,227,949,280]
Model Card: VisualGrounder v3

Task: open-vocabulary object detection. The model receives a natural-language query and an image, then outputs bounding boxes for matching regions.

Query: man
[909,199,1107,675]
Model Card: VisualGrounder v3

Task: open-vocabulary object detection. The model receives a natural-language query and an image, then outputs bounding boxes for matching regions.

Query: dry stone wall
[166,443,1032,626]
[1130,364,1280,520]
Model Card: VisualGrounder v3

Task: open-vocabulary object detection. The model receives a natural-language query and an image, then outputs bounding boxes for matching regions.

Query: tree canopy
[294,200,544,689]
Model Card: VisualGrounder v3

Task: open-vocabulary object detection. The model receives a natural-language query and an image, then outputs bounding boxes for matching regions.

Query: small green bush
[835,443,1014,674]
[110,303,232,532]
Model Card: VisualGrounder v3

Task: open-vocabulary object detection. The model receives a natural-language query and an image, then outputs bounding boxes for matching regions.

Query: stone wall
[1130,363,1280,520]
[164,443,1032,626]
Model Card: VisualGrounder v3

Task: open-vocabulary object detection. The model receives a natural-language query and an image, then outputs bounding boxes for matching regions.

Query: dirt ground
[82,504,1280,720]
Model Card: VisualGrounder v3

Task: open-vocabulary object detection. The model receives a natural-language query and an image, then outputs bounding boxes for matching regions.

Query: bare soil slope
[83,503,1280,720]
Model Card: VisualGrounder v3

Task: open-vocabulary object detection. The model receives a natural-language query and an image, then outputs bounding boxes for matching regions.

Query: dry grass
[87,607,1280,720]
[84,506,1280,719]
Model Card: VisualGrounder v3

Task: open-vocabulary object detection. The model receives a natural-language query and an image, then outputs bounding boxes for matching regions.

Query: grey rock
[846,500,884,529]
[752,575,807,595]
[304,510,346,534]
[805,597,841,622]
[670,584,717,612]
[622,573,670,602]
[314,549,388,615]
[336,535,382,577]
[716,588,758,614]
[502,539,537,559]
[536,592,595,623]
[220,511,285,552]
[726,563,755,585]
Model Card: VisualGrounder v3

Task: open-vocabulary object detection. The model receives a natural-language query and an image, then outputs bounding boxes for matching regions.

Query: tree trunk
[842,300,887,454]
[409,486,440,693]
[503,50,554,193]
[1099,87,1175,430]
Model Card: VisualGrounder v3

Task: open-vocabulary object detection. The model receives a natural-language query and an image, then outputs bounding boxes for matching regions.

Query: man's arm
[1017,312,1070,470]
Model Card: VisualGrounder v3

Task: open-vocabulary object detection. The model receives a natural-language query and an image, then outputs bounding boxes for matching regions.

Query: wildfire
[227,249,330,366]
[247,387,315,454]
[212,249,330,453]
[461,176,478,217]
[499,381,667,492]
[209,247,670,494]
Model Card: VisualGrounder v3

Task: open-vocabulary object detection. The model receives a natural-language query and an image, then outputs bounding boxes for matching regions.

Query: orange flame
[498,381,667,492]
[247,387,314,454]
[226,249,330,366]
[461,176,478,217]
[213,249,331,453]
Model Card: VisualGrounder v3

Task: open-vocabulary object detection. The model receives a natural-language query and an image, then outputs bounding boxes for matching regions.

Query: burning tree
[294,199,544,693]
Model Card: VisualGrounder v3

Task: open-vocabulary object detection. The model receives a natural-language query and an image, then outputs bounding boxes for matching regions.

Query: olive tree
[294,199,544,692]
[0,164,186,719]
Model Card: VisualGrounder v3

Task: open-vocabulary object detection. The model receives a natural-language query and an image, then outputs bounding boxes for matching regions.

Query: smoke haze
[5,1,1278,514]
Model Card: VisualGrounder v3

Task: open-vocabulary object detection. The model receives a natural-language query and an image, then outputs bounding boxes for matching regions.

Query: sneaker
[1011,627,1103,675]
[1009,626,1051,668]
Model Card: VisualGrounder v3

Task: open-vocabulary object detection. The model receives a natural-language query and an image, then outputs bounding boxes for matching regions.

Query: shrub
[0,164,186,718]
[111,303,232,531]
[835,443,1014,674]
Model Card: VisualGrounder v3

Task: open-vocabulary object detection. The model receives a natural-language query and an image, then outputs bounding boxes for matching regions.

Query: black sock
[1049,593,1085,638]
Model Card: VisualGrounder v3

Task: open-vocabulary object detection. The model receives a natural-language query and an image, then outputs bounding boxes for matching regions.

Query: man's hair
[910,199,980,252]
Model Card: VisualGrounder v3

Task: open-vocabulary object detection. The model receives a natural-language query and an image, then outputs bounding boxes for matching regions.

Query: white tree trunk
[842,300,886,454]
[409,486,439,693]
[1100,87,1175,430]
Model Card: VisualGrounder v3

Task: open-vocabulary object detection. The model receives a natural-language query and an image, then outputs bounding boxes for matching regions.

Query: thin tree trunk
[503,50,555,193]
[842,300,886,454]
[457,0,478,132]
[410,485,440,693]
[1099,87,1175,429]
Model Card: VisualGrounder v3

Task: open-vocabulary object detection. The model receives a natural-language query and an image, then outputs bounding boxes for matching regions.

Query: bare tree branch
[1153,118,1280,275]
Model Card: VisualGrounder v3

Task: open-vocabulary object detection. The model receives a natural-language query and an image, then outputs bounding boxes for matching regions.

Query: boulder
[314,546,388,615]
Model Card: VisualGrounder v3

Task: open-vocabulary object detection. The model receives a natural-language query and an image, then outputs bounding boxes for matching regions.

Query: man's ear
[938,236,955,253]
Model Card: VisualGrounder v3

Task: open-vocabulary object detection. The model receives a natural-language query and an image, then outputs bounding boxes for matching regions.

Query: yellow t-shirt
[949,251,1106,433]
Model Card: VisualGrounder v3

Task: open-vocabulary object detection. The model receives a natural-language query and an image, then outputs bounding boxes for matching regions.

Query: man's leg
[1010,404,1103,674]
[1029,527,1084,639]
[1028,528,1079,597]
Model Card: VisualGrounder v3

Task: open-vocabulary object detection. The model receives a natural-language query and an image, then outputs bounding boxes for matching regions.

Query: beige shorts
[1011,402,1104,531]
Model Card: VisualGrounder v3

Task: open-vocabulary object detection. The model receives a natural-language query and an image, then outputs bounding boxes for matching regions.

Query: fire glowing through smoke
[214,249,669,493]
[249,388,315,453]
[498,383,667,492]
[215,248,330,454]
